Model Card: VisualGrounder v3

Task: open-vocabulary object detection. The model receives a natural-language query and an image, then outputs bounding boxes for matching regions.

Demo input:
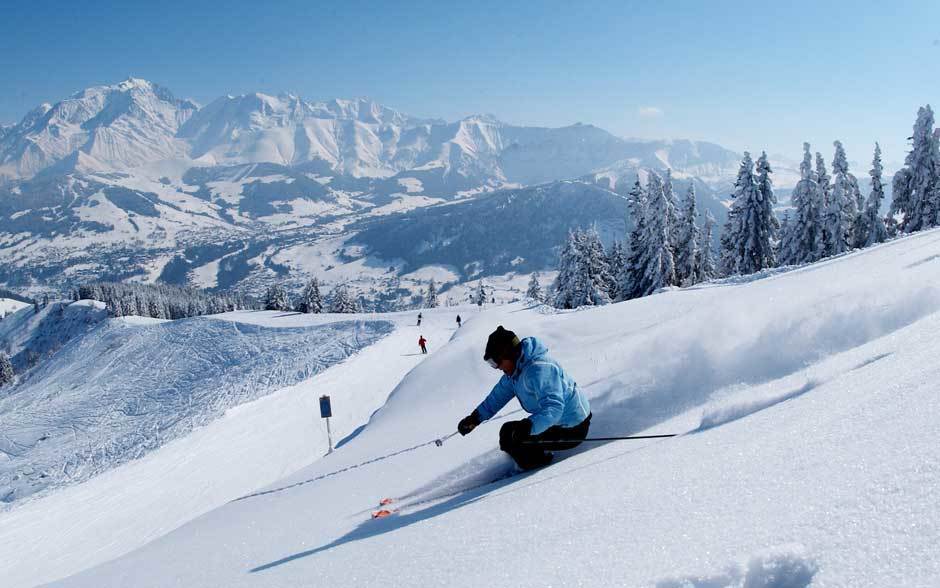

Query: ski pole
[521,433,677,445]
[434,432,458,447]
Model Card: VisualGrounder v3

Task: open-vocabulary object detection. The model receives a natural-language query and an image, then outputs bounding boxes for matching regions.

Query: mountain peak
[116,77,154,91]
[0,78,194,179]
[461,113,502,124]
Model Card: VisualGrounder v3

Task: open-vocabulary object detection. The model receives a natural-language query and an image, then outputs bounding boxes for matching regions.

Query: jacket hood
[516,337,549,372]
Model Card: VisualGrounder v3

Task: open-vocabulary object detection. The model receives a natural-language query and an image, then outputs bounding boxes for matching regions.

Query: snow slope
[0,308,394,503]
[0,297,29,317]
[0,307,454,587]
[13,230,940,587]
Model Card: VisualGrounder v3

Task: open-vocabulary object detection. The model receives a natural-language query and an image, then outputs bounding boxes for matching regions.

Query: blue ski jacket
[475,337,590,435]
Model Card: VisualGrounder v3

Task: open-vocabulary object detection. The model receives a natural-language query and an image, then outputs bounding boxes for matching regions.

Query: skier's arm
[475,376,515,421]
[525,364,566,435]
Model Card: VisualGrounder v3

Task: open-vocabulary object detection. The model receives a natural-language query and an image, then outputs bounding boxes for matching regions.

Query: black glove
[458,410,481,436]
[499,418,533,450]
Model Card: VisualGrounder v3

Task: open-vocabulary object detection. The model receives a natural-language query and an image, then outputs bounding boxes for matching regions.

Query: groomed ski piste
[5,228,940,587]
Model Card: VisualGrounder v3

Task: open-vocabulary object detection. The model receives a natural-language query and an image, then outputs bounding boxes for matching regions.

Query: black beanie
[484,326,521,362]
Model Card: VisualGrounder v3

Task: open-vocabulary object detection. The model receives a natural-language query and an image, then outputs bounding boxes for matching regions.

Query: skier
[417,312,423,327]
[456,315,462,328]
[457,326,591,470]
[418,335,428,354]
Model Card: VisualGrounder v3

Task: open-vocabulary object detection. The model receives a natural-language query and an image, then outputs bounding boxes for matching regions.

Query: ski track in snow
[0,314,393,503]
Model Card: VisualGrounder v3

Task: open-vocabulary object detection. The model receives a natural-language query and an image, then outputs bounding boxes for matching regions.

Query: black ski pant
[499,413,591,470]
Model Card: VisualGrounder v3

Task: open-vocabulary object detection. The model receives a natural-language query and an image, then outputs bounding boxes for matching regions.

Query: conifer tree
[329,283,359,313]
[623,178,648,300]
[474,281,487,307]
[577,226,613,306]
[264,284,291,311]
[825,141,862,253]
[662,169,681,245]
[863,142,889,246]
[781,143,822,265]
[526,272,543,301]
[551,227,613,308]
[0,352,13,387]
[604,241,623,302]
[698,210,717,281]
[675,182,701,286]
[720,152,779,275]
[297,277,324,314]
[553,230,580,309]
[637,172,677,295]
[425,279,439,308]
[891,105,940,232]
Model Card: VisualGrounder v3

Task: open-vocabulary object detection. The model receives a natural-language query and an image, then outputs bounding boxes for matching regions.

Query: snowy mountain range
[0,78,748,301]
[0,78,743,185]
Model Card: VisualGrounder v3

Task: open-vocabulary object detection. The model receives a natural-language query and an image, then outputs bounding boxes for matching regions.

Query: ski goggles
[485,357,500,369]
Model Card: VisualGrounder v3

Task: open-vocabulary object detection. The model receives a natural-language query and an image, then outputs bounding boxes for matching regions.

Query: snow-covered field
[5,229,940,587]
[0,297,29,317]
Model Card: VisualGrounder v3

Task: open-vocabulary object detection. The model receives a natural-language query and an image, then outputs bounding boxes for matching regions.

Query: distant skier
[456,315,462,328]
[417,312,423,327]
[418,335,428,354]
[457,326,591,470]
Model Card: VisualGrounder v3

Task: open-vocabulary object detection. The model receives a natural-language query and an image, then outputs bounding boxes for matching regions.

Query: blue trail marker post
[319,395,333,454]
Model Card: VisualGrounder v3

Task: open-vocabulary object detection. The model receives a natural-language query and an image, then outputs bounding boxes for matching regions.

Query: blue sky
[2,0,938,166]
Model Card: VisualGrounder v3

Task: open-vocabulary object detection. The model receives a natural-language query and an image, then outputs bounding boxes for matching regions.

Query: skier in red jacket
[418,335,428,354]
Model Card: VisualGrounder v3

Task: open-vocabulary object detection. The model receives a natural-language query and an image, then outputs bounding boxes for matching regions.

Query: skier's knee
[499,422,516,451]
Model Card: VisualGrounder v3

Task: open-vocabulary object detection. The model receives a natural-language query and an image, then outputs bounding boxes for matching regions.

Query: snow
[0,298,29,317]
[399,264,460,284]
[7,230,940,587]
[397,177,424,193]
[0,308,453,588]
[366,194,445,216]
[0,311,395,505]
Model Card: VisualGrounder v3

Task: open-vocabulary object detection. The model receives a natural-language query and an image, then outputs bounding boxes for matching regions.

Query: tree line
[549,105,938,309]
[73,282,254,319]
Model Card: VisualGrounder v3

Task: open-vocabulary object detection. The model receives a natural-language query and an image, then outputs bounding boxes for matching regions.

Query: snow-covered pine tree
[297,277,324,314]
[474,281,487,308]
[425,279,439,308]
[826,141,861,253]
[662,169,681,246]
[264,284,291,311]
[576,226,613,306]
[755,151,780,256]
[891,105,940,232]
[637,172,677,295]
[604,241,624,300]
[0,352,13,387]
[675,182,701,286]
[781,143,821,265]
[720,152,778,275]
[623,178,648,300]
[778,209,791,252]
[552,229,581,309]
[815,151,844,257]
[329,283,359,313]
[697,209,717,281]
[526,272,543,302]
[863,142,889,246]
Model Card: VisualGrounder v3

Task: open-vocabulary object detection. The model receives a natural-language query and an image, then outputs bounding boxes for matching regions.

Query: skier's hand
[457,410,481,436]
